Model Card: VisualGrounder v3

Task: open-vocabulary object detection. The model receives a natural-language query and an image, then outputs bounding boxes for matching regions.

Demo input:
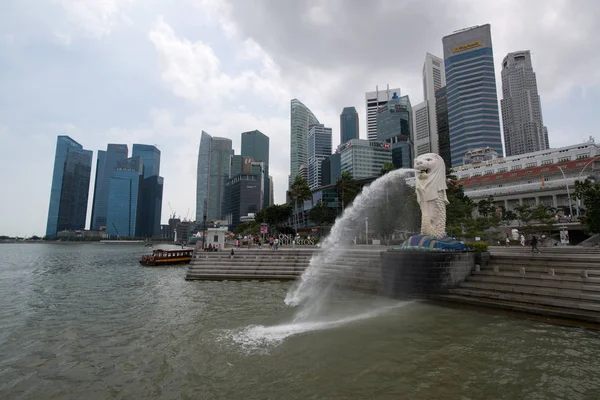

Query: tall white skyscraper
[501,50,549,156]
[413,101,430,157]
[289,99,320,188]
[307,124,332,190]
[365,85,401,141]
[419,53,446,155]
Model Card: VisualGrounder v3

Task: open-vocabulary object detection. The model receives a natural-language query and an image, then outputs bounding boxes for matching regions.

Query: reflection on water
[1,243,600,399]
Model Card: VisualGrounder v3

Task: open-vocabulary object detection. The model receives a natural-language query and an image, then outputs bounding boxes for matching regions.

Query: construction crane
[168,202,176,219]
[185,208,190,221]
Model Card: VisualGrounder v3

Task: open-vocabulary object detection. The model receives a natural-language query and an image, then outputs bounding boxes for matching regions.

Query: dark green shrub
[467,241,489,252]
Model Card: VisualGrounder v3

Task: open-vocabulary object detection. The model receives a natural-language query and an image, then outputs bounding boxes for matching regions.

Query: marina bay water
[2,243,600,399]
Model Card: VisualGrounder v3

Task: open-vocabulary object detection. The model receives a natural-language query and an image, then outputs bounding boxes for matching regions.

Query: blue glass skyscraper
[132,144,161,178]
[340,107,359,145]
[442,24,503,166]
[241,130,270,208]
[46,136,92,237]
[106,157,143,238]
[376,93,414,169]
[132,144,163,238]
[91,144,128,230]
[196,131,212,222]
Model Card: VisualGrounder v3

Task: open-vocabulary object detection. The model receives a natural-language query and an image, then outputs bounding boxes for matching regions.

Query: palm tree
[336,171,359,213]
[288,175,312,231]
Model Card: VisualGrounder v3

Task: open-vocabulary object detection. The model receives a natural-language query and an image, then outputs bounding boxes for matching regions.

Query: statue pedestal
[380,250,474,298]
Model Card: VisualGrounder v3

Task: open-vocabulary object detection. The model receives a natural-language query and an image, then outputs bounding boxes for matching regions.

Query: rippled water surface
[1,243,600,399]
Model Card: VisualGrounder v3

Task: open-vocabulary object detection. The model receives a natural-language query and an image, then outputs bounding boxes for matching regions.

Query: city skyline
[2,0,599,236]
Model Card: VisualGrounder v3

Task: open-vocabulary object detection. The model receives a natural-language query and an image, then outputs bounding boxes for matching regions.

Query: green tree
[574,179,600,233]
[445,175,475,237]
[379,162,395,177]
[309,200,336,226]
[263,204,293,227]
[287,175,312,230]
[234,221,259,237]
[336,171,359,212]
[514,203,533,232]
[530,204,556,233]
[477,195,496,218]
[499,205,517,226]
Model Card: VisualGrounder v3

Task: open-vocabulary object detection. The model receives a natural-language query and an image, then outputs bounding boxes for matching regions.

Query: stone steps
[436,294,600,324]
[439,251,600,324]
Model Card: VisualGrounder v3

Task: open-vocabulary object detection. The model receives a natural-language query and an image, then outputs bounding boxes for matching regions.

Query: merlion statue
[414,153,449,239]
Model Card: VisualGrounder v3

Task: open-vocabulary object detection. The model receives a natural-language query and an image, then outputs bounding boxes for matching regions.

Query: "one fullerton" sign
[452,40,482,53]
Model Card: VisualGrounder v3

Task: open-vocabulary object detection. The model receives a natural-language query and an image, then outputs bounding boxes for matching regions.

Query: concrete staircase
[185,247,384,291]
[437,247,600,323]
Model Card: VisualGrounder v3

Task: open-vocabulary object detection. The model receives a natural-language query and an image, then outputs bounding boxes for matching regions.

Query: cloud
[56,0,135,37]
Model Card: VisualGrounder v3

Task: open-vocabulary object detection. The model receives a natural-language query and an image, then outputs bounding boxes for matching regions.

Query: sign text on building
[452,40,482,53]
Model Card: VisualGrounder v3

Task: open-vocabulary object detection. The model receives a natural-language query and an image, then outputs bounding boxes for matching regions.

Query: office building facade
[442,24,503,167]
[224,174,263,230]
[307,124,332,190]
[376,93,414,169]
[340,107,359,145]
[421,53,446,155]
[196,131,211,222]
[339,139,392,179]
[132,144,163,237]
[365,86,402,141]
[435,86,452,171]
[413,101,430,157]
[207,137,232,221]
[241,129,270,209]
[91,144,128,231]
[290,99,320,188]
[46,136,93,237]
[106,157,143,237]
[132,144,161,178]
[501,50,549,156]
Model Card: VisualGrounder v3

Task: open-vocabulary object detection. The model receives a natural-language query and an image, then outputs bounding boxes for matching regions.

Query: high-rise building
[91,144,128,230]
[224,173,263,230]
[196,131,212,222]
[501,50,549,156]
[307,124,332,190]
[365,85,401,141]
[435,86,451,171]
[376,93,413,169]
[299,164,308,182]
[269,176,274,206]
[421,53,446,155]
[321,153,342,187]
[137,175,164,238]
[132,144,160,178]
[290,99,320,188]
[241,130,270,209]
[106,157,143,237]
[46,136,92,237]
[207,137,232,221]
[340,139,392,179]
[442,24,503,167]
[413,101,430,157]
[340,107,359,145]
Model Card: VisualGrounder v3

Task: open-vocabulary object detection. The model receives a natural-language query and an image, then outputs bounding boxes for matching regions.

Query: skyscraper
[435,86,452,171]
[420,53,446,155]
[46,136,92,237]
[132,144,161,178]
[501,50,549,156]
[376,93,413,169]
[196,131,211,222]
[91,143,128,230]
[290,99,320,188]
[365,86,401,141]
[106,157,143,237]
[413,101,431,157]
[340,107,359,145]
[241,130,270,209]
[132,144,163,238]
[269,176,274,206]
[307,124,332,190]
[207,137,232,221]
[442,24,503,166]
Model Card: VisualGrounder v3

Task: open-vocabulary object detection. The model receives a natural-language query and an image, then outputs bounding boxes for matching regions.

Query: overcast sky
[1,0,599,237]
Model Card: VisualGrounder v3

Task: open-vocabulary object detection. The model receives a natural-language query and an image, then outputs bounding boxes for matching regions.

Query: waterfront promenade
[186,244,600,326]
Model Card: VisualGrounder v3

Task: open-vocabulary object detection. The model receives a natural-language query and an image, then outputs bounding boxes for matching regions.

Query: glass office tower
[46,136,93,237]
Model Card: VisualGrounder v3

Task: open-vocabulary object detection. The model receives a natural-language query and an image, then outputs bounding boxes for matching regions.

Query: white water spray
[285,169,417,314]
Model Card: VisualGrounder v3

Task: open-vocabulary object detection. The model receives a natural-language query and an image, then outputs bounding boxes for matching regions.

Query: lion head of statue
[414,153,448,203]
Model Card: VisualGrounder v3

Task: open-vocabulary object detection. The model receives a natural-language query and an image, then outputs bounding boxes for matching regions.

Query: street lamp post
[556,165,573,217]
[365,216,369,245]
[202,215,207,250]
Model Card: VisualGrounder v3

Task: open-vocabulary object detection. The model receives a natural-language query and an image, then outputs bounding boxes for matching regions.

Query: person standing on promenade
[530,235,540,254]
[520,234,525,247]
